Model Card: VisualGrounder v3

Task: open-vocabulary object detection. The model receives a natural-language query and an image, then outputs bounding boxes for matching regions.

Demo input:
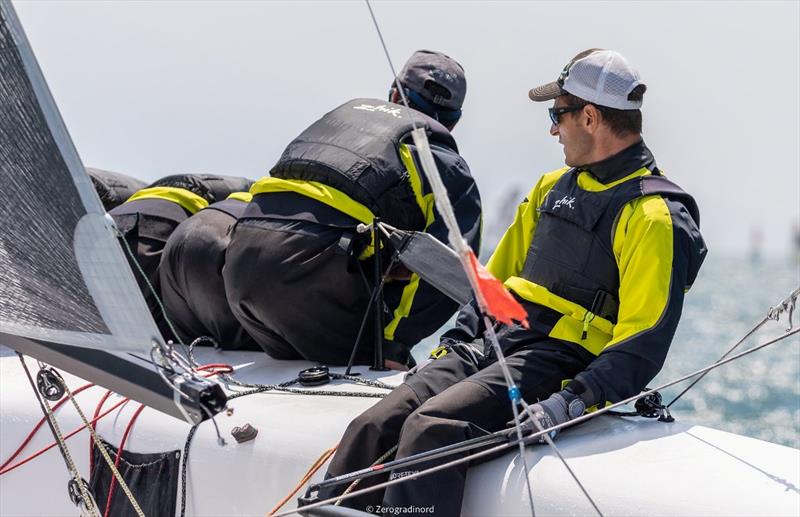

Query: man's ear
[389,88,400,103]
[583,104,602,134]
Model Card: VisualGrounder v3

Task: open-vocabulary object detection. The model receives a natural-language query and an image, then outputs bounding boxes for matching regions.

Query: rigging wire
[482,320,538,516]
[286,325,800,517]
[668,285,799,407]
[360,2,597,514]
[364,0,418,130]
[334,444,398,507]
[519,398,602,516]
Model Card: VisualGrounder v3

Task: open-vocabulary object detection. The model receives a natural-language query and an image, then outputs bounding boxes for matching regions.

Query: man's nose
[550,123,559,136]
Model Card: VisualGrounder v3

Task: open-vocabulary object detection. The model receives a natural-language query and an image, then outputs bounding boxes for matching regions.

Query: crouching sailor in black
[160,191,261,350]
[109,174,252,339]
[321,49,707,516]
[224,50,481,369]
[86,167,145,211]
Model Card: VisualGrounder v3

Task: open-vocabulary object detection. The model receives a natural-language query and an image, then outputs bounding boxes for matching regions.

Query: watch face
[568,398,586,419]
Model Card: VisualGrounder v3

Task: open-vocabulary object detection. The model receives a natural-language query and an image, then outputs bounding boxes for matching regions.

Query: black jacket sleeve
[573,198,707,406]
[383,143,482,362]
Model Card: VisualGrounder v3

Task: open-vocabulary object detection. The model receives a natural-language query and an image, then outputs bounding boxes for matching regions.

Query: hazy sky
[12,0,800,254]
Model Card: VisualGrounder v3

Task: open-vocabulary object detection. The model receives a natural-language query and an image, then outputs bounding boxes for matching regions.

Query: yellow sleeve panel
[125,186,209,214]
[485,167,569,282]
[398,144,436,227]
[605,195,674,351]
[226,191,253,203]
[384,145,443,341]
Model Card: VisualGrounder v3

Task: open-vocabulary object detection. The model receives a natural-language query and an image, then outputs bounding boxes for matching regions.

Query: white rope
[62,379,146,517]
[18,355,100,517]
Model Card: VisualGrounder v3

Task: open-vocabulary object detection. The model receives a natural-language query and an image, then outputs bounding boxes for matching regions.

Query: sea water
[415,252,800,448]
[654,253,800,448]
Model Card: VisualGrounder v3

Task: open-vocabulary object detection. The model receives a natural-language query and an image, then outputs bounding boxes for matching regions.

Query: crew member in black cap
[109,173,252,338]
[321,49,707,516]
[224,50,482,368]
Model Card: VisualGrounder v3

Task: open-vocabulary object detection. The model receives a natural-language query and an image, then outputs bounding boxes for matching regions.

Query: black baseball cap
[395,50,467,112]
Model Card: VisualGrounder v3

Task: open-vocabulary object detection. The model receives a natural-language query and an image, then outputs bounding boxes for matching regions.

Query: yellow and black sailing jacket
[444,141,707,405]
[108,174,253,339]
[246,99,482,362]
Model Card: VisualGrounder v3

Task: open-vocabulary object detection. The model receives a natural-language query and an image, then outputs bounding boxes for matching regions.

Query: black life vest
[87,167,146,211]
[204,198,249,219]
[269,98,458,231]
[520,169,700,323]
[149,174,253,205]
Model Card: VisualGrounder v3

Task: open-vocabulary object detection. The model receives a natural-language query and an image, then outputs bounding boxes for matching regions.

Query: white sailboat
[0,1,798,516]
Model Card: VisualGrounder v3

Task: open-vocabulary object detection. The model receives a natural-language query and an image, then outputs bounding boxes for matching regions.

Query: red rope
[0,363,233,478]
[0,397,129,476]
[89,390,114,473]
[103,403,146,517]
[0,383,95,471]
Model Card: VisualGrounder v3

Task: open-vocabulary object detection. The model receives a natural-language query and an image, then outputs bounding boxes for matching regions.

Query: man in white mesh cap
[320,49,707,516]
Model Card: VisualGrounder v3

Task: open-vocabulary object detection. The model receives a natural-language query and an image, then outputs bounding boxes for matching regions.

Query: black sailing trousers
[320,334,594,516]
[224,218,388,365]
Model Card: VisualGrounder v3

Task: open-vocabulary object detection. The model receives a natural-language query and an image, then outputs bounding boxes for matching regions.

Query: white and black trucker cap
[529,49,646,110]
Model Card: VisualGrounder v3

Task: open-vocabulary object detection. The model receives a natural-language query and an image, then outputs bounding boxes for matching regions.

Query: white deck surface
[1,348,798,516]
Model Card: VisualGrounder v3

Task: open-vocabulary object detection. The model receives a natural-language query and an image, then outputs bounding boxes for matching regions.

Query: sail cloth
[0,1,160,353]
[384,226,473,307]
[0,1,224,423]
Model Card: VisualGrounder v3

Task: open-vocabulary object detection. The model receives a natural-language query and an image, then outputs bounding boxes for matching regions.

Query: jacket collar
[579,140,655,184]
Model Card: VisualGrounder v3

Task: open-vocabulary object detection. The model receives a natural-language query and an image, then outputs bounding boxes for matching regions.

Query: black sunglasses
[548,104,586,126]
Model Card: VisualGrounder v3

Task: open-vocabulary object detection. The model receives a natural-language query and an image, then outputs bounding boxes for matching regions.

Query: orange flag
[467,251,529,328]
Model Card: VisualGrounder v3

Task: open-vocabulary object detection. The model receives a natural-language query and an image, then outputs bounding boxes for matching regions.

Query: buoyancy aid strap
[250,177,376,224]
[250,177,380,259]
[504,276,614,356]
[226,191,253,203]
[125,186,209,214]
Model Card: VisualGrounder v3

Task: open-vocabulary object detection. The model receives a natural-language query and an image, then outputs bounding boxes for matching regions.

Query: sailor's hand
[385,359,409,371]
[387,264,413,281]
[510,390,586,442]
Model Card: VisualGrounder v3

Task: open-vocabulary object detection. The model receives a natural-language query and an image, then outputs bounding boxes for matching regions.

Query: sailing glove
[514,389,586,442]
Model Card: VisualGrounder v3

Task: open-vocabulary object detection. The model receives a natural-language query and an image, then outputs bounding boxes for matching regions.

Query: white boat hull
[1,348,798,516]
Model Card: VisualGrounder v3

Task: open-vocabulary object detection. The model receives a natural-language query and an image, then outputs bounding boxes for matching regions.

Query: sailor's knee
[345,408,391,444]
[398,410,436,444]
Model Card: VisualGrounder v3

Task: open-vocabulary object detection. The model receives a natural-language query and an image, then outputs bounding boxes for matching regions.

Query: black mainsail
[0,0,225,423]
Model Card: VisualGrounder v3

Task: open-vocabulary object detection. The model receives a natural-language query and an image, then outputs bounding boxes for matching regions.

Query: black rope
[179,424,200,517]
